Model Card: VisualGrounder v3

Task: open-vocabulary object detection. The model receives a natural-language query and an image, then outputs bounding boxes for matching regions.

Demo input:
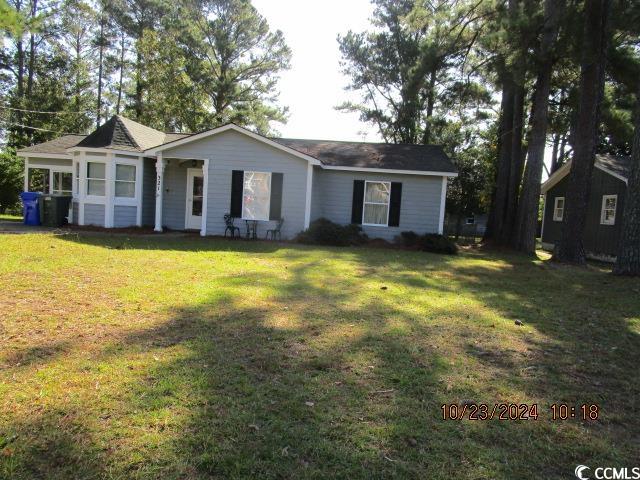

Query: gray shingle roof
[75,115,171,152]
[274,138,457,173]
[596,154,631,180]
[18,134,86,154]
[18,118,456,174]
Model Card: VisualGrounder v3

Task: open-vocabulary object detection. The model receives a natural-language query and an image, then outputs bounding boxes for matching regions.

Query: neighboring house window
[466,216,475,225]
[242,171,271,220]
[115,164,136,198]
[363,181,391,226]
[86,162,106,196]
[600,195,617,225]
[553,197,564,221]
[52,171,72,195]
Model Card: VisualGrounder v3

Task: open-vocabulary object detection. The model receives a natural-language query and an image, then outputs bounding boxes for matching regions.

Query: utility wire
[0,104,95,115]
[0,119,75,134]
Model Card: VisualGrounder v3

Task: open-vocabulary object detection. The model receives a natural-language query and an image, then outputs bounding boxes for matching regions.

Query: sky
[251,0,383,142]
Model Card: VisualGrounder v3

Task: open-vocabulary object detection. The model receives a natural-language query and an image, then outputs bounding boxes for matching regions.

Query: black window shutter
[351,180,365,224]
[230,170,244,217]
[389,182,402,227]
[269,173,283,220]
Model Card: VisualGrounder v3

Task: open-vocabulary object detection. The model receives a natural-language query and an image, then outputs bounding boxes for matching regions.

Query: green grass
[0,214,21,222]
[0,233,638,479]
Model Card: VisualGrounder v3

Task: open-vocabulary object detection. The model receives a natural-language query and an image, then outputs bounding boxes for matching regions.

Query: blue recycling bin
[20,192,41,226]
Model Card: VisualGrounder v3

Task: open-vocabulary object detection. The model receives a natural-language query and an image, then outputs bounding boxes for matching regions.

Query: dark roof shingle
[596,154,631,179]
[273,138,456,173]
[18,134,85,154]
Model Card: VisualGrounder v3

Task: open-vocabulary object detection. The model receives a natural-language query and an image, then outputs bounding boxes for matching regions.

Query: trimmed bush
[296,218,368,246]
[399,230,420,247]
[398,231,458,254]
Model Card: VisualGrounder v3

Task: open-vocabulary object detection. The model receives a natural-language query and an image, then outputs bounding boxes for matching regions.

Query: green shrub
[419,233,458,254]
[399,230,420,247]
[398,231,458,254]
[296,218,368,246]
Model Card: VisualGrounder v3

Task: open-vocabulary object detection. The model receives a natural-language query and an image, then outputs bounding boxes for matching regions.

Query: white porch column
[154,153,165,232]
[438,176,447,235]
[304,163,313,229]
[23,156,29,191]
[200,158,210,237]
[105,152,115,228]
[136,156,143,227]
[78,152,86,226]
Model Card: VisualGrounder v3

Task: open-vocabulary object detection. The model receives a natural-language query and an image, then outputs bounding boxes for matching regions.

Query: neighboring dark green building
[540,154,630,261]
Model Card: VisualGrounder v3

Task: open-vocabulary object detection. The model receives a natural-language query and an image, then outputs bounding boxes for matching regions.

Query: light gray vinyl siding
[310,166,323,222]
[162,130,309,239]
[84,203,105,226]
[141,157,156,226]
[113,205,137,227]
[161,161,188,230]
[314,169,443,241]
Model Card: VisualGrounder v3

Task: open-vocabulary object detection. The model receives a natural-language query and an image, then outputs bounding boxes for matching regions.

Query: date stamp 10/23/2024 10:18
[441,403,600,421]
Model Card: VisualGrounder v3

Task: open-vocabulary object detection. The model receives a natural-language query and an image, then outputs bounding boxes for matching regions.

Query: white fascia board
[17,152,72,159]
[540,161,572,194]
[67,147,143,157]
[144,124,322,166]
[321,165,458,177]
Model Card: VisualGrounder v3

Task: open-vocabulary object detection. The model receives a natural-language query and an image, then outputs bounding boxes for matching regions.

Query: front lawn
[1,234,638,479]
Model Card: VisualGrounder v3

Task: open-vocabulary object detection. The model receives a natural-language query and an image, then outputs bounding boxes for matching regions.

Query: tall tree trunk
[550,132,560,171]
[502,81,525,244]
[26,0,36,98]
[422,69,437,144]
[613,83,640,275]
[514,0,563,253]
[554,0,610,264]
[96,13,105,128]
[116,31,125,115]
[484,77,515,242]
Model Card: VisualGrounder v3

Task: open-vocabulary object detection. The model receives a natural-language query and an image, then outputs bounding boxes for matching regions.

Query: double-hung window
[600,195,617,225]
[115,164,136,198]
[553,197,564,221]
[52,171,72,195]
[242,171,271,220]
[363,181,391,226]
[87,162,106,196]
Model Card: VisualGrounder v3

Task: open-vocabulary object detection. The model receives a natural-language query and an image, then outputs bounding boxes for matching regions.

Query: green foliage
[337,0,492,145]
[398,231,458,254]
[295,218,368,247]
[0,149,22,213]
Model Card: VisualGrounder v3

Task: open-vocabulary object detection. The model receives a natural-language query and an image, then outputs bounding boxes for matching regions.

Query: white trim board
[321,165,458,177]
[145,123,323,166]
[541,159,629,194]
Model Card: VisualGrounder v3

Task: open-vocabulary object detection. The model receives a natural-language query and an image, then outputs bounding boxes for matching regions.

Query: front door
[185,169,204,230]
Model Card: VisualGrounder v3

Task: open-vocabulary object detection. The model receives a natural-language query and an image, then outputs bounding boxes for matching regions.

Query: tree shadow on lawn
[3,235,640,479]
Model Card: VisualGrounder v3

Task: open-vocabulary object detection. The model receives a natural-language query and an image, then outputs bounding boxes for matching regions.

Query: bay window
[363,181,390,226]
[242,171,271,220]
[87,162,106,196]
[115,164,136,198]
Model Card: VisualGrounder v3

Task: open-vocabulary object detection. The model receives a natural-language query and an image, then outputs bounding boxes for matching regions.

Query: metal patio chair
[265,218,284,241]
[224,214,241,238]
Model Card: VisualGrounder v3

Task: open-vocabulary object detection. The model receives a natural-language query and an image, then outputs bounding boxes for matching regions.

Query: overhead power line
[0,104,94,115]
[0,119,74,134]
